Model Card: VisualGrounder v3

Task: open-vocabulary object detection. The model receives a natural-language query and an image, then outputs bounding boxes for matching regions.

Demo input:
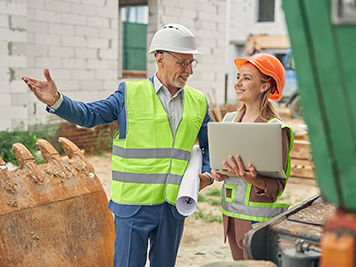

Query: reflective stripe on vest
[220,111,294,222]
[111,80,207,205]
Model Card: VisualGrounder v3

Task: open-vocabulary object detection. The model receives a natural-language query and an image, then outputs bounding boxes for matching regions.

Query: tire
[290,95,303,119]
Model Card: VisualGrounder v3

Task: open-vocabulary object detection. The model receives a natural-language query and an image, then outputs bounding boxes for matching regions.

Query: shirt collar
[153,74,184,97]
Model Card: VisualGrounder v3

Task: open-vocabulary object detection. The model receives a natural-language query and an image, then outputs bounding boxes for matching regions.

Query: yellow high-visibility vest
[111,80,207,205]
[221,112,294,222]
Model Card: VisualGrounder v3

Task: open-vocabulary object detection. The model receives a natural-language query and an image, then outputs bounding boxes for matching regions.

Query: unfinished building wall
[225,0,289,103]
[0,0,28,131]
[0,0,119,131]
[147,0,226,105]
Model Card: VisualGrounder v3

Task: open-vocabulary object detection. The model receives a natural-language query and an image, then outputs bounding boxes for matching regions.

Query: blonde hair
[238,67,282,122]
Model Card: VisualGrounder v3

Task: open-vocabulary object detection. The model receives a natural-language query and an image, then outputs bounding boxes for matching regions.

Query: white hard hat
[148,23,202,55]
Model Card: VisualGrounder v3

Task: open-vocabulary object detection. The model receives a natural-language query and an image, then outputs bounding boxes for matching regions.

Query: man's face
[157,52,194,94]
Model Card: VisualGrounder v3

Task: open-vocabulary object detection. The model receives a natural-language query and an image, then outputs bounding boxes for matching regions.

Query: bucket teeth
[36,139,71,180]
[12,143,45,185]
[0,156,17,194]
[58,137,96,177]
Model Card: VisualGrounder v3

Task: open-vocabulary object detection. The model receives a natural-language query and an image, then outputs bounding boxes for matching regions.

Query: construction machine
[0,137,114,266]
[242,0,356,266]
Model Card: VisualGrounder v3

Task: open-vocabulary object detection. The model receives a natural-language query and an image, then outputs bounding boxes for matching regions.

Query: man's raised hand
[22,68,60,106]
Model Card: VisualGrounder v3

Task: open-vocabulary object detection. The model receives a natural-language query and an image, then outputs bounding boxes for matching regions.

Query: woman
[211,53,294,260]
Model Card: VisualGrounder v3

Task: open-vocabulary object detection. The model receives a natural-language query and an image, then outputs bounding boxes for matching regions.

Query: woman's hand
[211,170,229,182]
[223,155,266,189]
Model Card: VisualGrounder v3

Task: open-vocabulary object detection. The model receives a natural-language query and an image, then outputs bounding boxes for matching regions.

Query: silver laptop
[208,122,286,178]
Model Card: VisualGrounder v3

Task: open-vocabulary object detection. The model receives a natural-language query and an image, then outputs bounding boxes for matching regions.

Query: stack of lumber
[289,133,316,185]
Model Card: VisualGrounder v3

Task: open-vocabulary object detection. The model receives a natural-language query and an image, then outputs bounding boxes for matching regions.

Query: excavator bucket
[0,137,114,267]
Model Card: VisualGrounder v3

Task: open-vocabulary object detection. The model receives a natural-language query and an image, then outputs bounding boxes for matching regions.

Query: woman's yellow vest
[221,112,294,222]
[111,80,207,205]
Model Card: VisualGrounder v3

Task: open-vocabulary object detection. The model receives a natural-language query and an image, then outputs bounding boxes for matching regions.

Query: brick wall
[0,0,28,131]
[1,0,226,132]
[0,0,119,131]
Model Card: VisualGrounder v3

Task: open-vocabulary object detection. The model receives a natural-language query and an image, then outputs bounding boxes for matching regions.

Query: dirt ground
[86,106,320,267]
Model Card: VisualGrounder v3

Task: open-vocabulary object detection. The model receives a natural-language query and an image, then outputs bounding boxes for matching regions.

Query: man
[22,23,212,267]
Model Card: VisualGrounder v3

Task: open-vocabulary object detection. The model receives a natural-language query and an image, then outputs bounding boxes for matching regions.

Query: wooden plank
[290,166,315,179]
[288,176,317,186]
[291,158,314,167]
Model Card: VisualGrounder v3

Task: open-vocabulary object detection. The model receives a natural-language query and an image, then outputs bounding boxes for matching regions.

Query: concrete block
[35,57,62,68]
[0,54,26,68]
[98,49,117,60]
[160,15,179,25]
[71,69,96,80]
[0,105,27,119]
[62,13,86,26]
[35,10,61,23]
[27,44,48,56]
[61,47,75,58]
[180,9,197,19]
[49,69,71,80]
[75,90,100,102]
[87,37,108,49]
[8,41,27,56]
[0,41,8,54]
[27,0,45,9]
[0,1,26,16]
[0,67,8,80]
[0,93,11,107]
[82,0,106,5]
[102,79,118,91]
[105,0,118,8]
[8,15,27,31]
[48,23,75,36]
[4,67,27,82]
[26,7,35,20]
[78,80,103,91]
[96,70,117,80]
[35,33,61,46]
[87,16,110,28]
[164,6,180,17]
[11,92,27,106]
[26,56,35,68]
[62,35,86,47]
[63,0,81,4]
[26,68,46,78]
[45,0,71,13]
[98,28,117,39]
[62,58,87,69]
[0,119,11,131]
[74,25,98,37]
[75,48,97,59]
[56,79,80,91]
[87,59,109,69]
[27,21,48,33]
[0,28,26,42]
[9,80,28,93]
[71,3,96,15]
[96,7,117,19]
[48,46,62,57]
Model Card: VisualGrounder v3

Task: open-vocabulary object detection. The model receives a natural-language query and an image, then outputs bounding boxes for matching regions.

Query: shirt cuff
[48,92,63,112]
[203,172,214,185]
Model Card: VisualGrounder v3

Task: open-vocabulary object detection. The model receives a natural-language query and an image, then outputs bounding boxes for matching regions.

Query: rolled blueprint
[176,145,202,216]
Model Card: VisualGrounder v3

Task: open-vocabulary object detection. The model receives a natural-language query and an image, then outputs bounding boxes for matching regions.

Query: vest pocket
[224,184,237,203]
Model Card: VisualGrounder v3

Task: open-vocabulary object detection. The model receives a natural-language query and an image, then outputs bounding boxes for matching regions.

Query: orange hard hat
[234,53,285,101]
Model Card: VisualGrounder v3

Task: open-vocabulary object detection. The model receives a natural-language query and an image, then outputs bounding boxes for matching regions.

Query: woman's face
[234,63,267,104]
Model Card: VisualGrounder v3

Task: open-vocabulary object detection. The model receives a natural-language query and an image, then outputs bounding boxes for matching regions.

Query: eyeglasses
[163,51,198,69]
